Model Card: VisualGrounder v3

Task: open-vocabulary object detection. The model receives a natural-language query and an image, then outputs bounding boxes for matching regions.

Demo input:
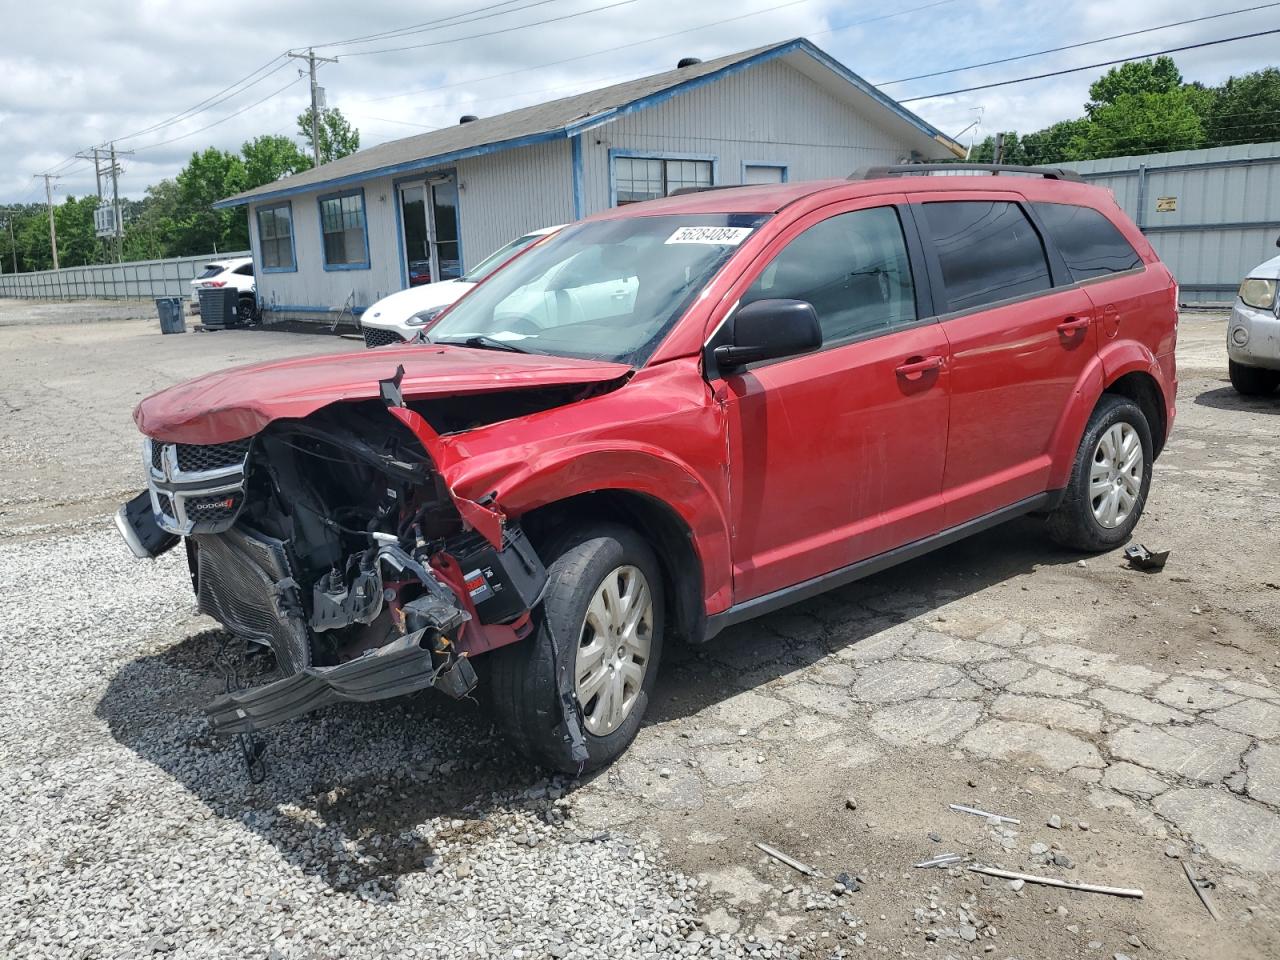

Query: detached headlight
[406,307,444,327]
[1239,277,1278,311]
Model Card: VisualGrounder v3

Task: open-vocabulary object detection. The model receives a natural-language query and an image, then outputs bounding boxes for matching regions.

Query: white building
[216,38,964,323]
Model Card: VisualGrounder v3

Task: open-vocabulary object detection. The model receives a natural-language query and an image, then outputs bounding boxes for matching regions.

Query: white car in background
[190,256,256,320]
[360,226,563,348]
[1228,237,1280,396]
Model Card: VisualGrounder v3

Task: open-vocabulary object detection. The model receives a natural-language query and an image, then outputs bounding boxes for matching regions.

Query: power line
[880,1,1280,85]
[901,27,1280,102]
[131,75,308,154]
[340,0,642,57]
[308,0,564,50]
[353,0,954,104]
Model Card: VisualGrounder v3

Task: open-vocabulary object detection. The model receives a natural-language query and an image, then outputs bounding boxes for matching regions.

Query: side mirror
[714,299,822,370]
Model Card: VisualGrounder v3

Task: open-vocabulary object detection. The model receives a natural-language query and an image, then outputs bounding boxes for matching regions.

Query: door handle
[1057,316,1090,334]
[895,355,943,379]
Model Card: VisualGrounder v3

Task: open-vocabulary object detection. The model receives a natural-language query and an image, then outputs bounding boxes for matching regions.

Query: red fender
[442,442,735,616]
[1045,341,1169,490]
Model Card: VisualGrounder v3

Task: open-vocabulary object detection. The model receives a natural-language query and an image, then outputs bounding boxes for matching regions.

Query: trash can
[156,297,186,335]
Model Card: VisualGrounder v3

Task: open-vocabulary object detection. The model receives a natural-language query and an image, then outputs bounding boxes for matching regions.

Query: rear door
[910,193,1098,526]
[714,197,951,601]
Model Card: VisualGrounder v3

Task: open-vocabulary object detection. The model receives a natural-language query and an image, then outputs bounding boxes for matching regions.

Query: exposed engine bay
[116,369,556,738]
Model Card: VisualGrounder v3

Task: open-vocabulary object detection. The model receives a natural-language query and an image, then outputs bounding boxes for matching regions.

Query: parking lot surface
[2,307,1278,959]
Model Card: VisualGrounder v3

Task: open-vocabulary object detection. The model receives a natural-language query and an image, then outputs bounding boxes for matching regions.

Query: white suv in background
[190,257,256,321]
[360,226,563,347]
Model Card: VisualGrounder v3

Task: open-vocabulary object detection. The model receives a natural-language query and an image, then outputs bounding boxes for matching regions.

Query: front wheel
[489,523,664,773]
[236,295,259,327]
[1229,359,1280,396]
[1046,394,1153,552]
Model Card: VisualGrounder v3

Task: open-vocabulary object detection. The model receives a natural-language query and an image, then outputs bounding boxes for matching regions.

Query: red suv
[117,164,1177,774]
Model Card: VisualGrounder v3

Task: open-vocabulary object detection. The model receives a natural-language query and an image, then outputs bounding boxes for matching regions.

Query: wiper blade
[434,335,529,354]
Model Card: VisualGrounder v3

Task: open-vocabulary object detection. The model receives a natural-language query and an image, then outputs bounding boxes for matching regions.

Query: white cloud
[1,0,1275,203]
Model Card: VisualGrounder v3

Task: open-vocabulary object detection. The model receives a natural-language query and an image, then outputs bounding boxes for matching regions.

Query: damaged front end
[116,367,548,735]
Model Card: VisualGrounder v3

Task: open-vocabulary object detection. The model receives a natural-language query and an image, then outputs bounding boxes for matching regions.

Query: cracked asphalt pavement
[1,302,1278,959]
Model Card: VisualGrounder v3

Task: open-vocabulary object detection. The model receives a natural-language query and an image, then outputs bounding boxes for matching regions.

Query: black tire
[236,295,259,327]
[1229,359,1280,396]
[1046,394,1153,552]
[489,523,664,773]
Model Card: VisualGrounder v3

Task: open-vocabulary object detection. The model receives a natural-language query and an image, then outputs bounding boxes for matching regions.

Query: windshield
[428,214,768,364]
[460,232,544,284]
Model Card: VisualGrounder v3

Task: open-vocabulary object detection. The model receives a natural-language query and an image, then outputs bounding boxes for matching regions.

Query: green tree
[1204,68,1280,147]
[52,195,100,267]
[1073,89,1206,159]
[1086,56,1183,115]
[968,132,1028,164]
[123,179,184,261]
[297,106,361,164]
[241,134,312,188]
[1021,119,1092,165]
[174,147,249,253]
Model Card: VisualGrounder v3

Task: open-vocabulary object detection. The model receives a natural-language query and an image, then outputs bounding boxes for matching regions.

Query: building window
[255,203,294,271]
[318,190,369,269]
[614,156,713,205]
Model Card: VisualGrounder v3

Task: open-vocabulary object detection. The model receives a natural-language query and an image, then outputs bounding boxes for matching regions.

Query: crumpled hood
[135,343,631,444]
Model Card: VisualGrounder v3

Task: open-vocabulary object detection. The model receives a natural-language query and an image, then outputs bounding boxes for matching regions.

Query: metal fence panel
[1060,142,1280,304]
[0,251,250,301]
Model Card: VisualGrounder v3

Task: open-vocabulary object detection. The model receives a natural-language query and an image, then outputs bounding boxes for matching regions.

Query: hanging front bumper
[206,627,477,734]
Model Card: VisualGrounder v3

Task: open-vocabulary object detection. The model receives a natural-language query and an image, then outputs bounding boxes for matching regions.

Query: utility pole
[34,174,60,270]
[110,142,125,264]
[5,213,16,274]
[76,146,108,261]
[994,132,1006,165]
[288,48,337,166]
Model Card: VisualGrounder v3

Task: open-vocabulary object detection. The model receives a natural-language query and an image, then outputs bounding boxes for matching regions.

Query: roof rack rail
[666,184,750,196]
[849,163,1083,182]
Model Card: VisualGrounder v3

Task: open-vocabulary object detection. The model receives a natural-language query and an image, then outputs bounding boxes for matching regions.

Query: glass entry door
[398,174,461,288]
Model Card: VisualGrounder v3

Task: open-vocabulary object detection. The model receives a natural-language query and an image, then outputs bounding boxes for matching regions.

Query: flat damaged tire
[1046,394,1153,552]
[490,523,664,773]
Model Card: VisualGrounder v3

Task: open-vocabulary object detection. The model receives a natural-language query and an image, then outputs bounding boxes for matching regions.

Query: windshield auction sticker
[665,226,753,245]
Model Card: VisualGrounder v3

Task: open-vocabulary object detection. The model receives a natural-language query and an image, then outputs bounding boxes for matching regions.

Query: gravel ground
[2,308,1279,959]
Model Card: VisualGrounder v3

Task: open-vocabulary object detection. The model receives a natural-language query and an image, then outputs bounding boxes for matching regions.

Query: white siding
[457,139,576,261]
[250,173,404,320]
[579,59,921,213]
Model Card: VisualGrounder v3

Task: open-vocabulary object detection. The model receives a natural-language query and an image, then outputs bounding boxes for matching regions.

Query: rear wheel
[1046,394,1153,552]
[1229,359,1280,396]
[236,294,259,327]
[489,523,664,773]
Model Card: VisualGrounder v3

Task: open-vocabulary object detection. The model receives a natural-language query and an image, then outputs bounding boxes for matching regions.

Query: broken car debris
[755,842,819,877]
[1123,542,1170,572]
[948,803,1020,825]
[966,865,1144,899]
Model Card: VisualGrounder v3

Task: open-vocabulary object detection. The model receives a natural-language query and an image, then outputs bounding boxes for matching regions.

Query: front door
[910,194,1098,525]
[715,199,951,602]
[398,174,462,288]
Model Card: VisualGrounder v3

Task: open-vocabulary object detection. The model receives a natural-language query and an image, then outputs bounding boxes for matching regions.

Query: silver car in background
[1228,238,1280,396]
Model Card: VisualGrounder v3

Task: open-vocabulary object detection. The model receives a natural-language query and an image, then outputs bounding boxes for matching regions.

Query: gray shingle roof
[216,38,960,208]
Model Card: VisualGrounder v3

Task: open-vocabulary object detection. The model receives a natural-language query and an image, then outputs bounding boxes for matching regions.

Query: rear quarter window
[197,265,223,279]
[1032,202,1142,282]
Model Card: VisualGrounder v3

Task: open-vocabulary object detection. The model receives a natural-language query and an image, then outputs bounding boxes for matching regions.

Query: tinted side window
[921,201,1051,312]
[742,206,916,344]
[1033,202,1142,282]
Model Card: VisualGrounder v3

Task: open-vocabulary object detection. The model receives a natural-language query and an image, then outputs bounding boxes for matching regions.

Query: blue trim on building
[216,130,573,209]
[392,182,408,289]
[317,187,372,271]
[253,199,298,272]
[607,149,719,208]
[741,161,790,184]
[265,303,368,315]
[571,135,585,221]
[214,38,962,210]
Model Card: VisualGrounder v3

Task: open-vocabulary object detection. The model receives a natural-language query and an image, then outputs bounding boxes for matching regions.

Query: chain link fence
[0,251,250,300]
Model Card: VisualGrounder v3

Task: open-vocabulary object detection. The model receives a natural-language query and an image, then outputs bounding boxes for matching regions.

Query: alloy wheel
[574,564,653,736]
[1090,422,1143,529]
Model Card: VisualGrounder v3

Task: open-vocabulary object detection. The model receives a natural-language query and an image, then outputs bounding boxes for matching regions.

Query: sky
[1,0,1276,205]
